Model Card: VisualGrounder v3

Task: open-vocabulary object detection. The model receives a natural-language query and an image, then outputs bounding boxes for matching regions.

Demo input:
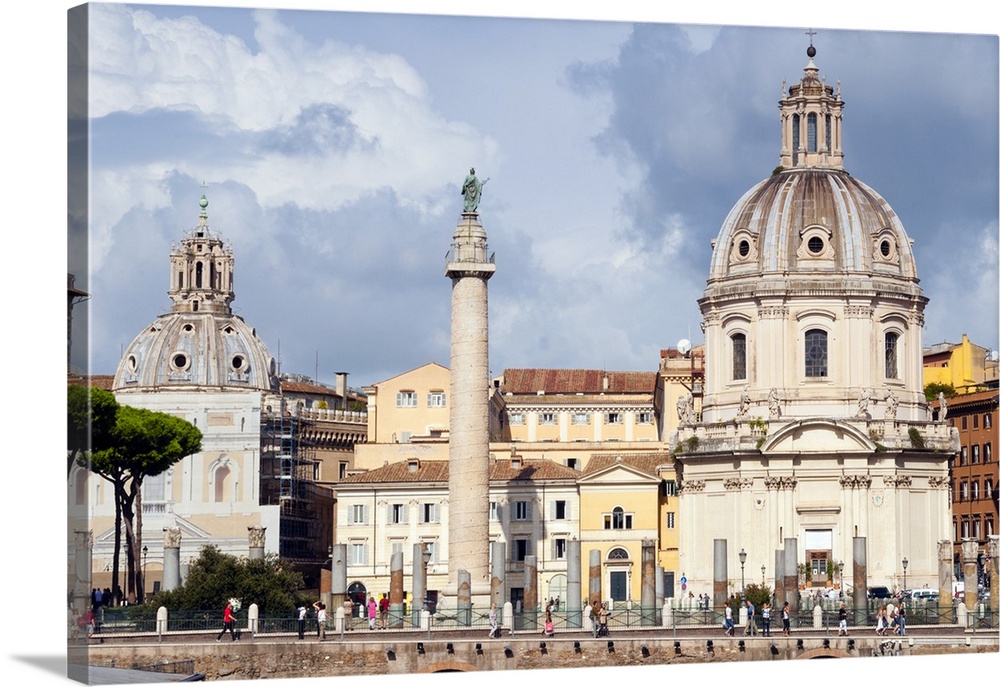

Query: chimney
[335,372,348,409]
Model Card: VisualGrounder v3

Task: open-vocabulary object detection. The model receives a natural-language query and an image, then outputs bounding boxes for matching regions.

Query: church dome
[113,195,278,393]
[697,46,929,425]
[707,168,919,283]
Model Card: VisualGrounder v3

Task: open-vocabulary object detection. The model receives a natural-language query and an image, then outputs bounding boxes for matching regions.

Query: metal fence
[76,601,997,640]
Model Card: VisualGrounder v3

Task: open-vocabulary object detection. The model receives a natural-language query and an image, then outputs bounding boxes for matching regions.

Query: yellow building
[923,334,999,394]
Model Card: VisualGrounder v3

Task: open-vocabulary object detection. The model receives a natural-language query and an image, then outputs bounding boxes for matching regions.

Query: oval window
[880,239,891,257]
[807,236,824,255]
[232,355,246,371]
[738,239,750,258]
[172,353,188,370]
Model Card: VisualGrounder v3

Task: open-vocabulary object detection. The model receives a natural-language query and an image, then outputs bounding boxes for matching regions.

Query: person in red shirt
[378,594,389,629]
[216,601,235,642]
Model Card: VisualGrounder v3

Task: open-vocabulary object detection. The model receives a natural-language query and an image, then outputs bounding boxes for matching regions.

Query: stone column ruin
[162,526,181,591]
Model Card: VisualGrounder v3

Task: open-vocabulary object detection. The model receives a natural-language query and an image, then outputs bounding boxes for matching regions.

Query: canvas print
[65,2,998,684]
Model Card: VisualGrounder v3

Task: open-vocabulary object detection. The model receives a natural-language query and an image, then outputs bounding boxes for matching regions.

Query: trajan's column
[446,168,494,595]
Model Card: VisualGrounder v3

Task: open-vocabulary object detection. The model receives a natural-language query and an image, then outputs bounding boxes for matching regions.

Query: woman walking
[781,601,790,636]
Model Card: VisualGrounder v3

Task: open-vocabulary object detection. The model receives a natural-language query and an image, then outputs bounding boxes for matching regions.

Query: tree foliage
[67,385,119,474]
[924,382,956,401]
[148,545,307,617]
[89,404,202,603]
[734,582,773,610]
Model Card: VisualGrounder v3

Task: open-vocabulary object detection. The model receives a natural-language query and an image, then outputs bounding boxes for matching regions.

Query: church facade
[673,47,958,598]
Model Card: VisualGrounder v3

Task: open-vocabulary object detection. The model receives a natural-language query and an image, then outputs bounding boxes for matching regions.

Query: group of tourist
[874,601,906,636]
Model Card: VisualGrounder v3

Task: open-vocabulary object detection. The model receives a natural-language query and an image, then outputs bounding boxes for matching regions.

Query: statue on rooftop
[462,167,489,212]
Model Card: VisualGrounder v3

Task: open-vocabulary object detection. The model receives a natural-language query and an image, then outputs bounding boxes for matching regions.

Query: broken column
[567,539,581,628]
[457,569,472,626]
[783,538,799,612]
[331,543,347,611]
[641,539,655,625]
[524,554,538,630]
[937,539,953,617]
[852,537,867,626]
[390,550,404,628]
[162,526,181,591]
[411,542,427,625]
[588,549,602,607]
[248,526,265,561]
[490,540,506,609]
[961,538,979,610]
[713,539,727,608]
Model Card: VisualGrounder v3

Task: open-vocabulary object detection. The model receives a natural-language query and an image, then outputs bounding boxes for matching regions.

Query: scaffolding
[260,400,323,564]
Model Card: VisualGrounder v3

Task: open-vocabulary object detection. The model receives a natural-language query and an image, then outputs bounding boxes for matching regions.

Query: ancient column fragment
[713,539,728,608]
[162,526,181,591]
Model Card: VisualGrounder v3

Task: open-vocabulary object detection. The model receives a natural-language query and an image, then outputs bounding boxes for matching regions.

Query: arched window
[825,114,832,151]
[732,333,747,380]
[607,547,630,560]
[74,467,87,506]
[804,329,828,377]
[885,332,899,379]
[215,464,230,502]
[792,114,800,165]
[807,113,817,152]
[195,262,203,288]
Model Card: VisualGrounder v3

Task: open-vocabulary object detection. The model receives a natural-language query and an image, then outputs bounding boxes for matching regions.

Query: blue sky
[66,2,999,390]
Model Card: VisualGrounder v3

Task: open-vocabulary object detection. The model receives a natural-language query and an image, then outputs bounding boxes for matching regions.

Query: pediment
[578,463,660,485]
[760,419,876,453]
[94,513,213,545]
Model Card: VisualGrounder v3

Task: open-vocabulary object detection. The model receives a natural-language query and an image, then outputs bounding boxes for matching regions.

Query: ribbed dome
[707,168,919,283]
[112,194,278,393]
[113,311,277,392]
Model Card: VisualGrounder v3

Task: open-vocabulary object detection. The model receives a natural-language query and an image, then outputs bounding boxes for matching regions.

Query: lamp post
[739,548,747,598]
[838,560,844,592]
[902,557,908,592]
[761,564,766,586]
[142,545,148,602]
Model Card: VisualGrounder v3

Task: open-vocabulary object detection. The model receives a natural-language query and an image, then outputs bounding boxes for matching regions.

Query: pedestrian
[343,596,354,631]
[894,603,906,636]
[313,601,327,641]
[875,605,887,636]
[745,599,756,636]
[488,602,500,638]
[598,602,610,637]
[837,603,848,636]
[723,601,734,636]
[781,601,790,636]
[761,602,771,637]
[297,603,307,640]
[378,594,389,629]
[216,600,236,642]
[544,608,554,637]
[367,595,377,630]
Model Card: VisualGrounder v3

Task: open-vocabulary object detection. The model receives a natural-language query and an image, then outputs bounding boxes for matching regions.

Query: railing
[72,602,997,641]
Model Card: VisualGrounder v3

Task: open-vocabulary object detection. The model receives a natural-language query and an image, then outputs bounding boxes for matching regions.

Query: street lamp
[838,561,844,591]
[739,548,747,598]
[142,545,148,602]
[761,565,766,586]
[902,557,908,592]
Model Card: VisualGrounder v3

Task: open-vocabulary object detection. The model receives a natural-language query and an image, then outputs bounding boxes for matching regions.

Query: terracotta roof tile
[501,369,656,394]
[581,453,671,478]
[340,458,579,484]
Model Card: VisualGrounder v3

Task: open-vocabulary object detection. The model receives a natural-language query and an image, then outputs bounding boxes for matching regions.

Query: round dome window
[807,236,825,255]
[880,239,892,257]
[126,355,138,373]
[232,354,246,372]
[171,353,189,371]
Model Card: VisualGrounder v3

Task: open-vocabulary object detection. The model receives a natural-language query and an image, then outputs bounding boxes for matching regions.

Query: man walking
[745,599,756,636]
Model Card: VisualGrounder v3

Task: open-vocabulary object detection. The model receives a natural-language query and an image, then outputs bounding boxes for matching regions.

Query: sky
[66,1,999,392]
[3,2,998,687]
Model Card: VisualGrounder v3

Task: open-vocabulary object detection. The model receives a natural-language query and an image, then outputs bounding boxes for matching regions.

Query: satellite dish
[677,339,692,356]
[990,350,999,362]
